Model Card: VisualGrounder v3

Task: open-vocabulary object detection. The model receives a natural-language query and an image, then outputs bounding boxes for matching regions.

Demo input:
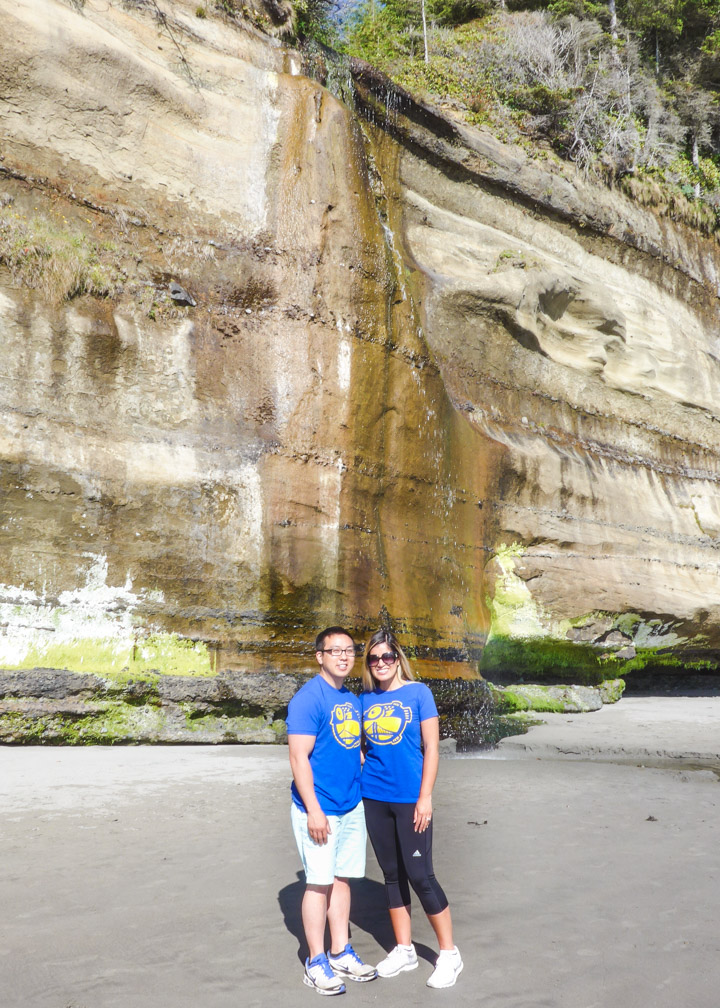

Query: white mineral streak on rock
[0,556,161,667]
[337,332,352,393]
[318,459,344,597]
[225,463,265,586]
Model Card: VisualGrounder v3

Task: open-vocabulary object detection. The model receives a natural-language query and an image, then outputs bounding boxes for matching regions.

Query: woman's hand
[413,795,433,833]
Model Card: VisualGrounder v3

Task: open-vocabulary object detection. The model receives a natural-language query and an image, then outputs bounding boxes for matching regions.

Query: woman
[360,628,463,989]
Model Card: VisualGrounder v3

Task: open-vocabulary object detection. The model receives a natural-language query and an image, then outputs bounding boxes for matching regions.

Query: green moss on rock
[598,678,625,703]
[481,636,617,685]
[489,685,566,714]
[621,649,717,675]
[0,701,166,745]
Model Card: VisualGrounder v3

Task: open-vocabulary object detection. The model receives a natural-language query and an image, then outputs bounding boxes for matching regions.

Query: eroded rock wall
[352,69,720,676]
[1,0,719,687]
[0,0,493,678]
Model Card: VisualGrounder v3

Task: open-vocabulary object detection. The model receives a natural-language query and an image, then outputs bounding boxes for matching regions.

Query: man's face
[316,633,356,680]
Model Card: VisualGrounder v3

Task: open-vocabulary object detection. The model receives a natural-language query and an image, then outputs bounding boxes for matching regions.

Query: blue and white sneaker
[328,943,378,982]
[303,953,346,995]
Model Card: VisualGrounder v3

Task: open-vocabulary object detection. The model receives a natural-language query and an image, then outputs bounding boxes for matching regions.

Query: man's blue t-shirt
[361,682,438,803]
[287,674,362,815]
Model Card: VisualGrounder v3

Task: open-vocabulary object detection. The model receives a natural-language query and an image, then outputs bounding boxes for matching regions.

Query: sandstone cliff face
[1,0,719,690]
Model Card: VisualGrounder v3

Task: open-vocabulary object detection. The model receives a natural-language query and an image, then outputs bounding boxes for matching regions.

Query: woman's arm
[414,715,440,833]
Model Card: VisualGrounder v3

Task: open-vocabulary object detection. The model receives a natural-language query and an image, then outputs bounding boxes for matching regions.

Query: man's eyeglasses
[367,651,398,666]
[320,647,356,657]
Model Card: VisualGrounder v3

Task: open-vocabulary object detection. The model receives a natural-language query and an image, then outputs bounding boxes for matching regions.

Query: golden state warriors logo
[330,703,361,749]
[364,701,412,745]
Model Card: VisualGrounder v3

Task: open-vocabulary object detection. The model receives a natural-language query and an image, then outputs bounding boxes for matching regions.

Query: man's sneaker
[376,944,418,978]
[426,947,463,988]
[327,944,377,982]
[303,953,346,995]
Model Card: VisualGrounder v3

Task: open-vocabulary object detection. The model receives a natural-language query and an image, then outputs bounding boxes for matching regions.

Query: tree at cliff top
[340,0,720,232]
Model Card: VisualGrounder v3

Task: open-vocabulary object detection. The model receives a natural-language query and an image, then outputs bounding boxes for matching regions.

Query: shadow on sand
[278,872,436,966]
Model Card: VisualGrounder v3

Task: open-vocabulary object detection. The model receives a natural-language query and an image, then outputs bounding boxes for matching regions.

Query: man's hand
[306,808,332,845]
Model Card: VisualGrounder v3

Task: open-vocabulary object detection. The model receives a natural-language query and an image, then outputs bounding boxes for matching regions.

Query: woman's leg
[363,798,413,944]
[388,905,412,946]
[426,906,454,951]
[392,807,453,946]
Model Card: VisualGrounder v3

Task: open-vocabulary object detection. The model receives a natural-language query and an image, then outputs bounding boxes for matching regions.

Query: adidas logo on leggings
[412,850,421,857]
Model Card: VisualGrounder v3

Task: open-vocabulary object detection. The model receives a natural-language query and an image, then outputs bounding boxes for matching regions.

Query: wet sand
[1,698,718,1008]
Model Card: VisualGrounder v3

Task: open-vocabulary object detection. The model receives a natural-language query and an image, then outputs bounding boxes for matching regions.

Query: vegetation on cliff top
[304,0,720,235]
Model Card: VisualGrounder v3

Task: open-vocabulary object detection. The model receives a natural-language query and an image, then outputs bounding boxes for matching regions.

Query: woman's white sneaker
[376,944,418,978]
[426,947,463,988]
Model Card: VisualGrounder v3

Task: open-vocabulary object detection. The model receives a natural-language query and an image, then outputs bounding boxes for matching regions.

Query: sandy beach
[2,697,718,1008]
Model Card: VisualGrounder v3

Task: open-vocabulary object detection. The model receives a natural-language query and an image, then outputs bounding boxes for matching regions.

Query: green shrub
[0,209,123,302]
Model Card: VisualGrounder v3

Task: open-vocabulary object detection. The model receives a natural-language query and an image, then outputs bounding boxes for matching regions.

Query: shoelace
[310,955,336,979]
[318,951,334,975]
[329,944,367,968]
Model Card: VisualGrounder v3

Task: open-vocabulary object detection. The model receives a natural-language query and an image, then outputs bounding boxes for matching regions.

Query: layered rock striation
[1,0,719,725]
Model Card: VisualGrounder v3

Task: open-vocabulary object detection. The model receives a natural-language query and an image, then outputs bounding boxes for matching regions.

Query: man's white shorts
[291,800,367,885]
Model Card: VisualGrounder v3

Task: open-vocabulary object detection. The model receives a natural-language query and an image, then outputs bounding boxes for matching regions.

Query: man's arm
[288,734,331,845]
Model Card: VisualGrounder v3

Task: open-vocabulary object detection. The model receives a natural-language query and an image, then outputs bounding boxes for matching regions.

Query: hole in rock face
[623,668,720,697]
[504,319,547,357]
[537,287,574,321]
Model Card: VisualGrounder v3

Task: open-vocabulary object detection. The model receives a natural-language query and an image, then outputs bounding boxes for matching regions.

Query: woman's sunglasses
[367,651,398,667]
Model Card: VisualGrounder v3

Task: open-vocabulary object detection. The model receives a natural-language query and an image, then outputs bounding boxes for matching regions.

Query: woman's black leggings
[363,798,449,916]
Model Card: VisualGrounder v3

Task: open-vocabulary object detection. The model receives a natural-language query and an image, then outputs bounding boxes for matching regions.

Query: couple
[287,625,463,995]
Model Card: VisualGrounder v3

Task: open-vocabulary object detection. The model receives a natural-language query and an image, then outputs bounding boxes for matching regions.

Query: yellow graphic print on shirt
[330,702,361,749]
[363,701,413,745]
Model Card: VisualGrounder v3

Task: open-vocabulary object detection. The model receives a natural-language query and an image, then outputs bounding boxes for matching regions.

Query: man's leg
[302,883,332,959]
[324,805,377,982]
[327,876,351,954]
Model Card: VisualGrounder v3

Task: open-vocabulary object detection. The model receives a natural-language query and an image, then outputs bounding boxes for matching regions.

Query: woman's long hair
[362,628,416,691]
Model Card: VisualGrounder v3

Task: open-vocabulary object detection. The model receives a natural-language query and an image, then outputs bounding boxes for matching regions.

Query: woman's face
[367,642,401,690]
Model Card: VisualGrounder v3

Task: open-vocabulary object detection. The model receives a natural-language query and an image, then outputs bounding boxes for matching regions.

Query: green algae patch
[598,678,625,703]
[487,541,548,640]
[180,707,287,743]
[0,701,167,745]
[482,542,615,683]
[489,684,566,714]
[481,635,615,685]
[8,633,216,680]
[491,711,543,743]
[622,649,717,676]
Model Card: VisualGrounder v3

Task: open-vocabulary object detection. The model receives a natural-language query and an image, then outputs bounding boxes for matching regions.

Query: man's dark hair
[315,626,355,653]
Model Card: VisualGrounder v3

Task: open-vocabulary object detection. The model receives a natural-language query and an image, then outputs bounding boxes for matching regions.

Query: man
[287,626,377,994]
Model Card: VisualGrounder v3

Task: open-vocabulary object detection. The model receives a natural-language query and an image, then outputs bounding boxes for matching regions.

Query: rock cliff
[1,0,720,712]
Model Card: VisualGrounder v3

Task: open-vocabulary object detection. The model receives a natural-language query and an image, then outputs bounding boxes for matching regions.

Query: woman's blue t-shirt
[286,674,362,816]
[361,682,438,803]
